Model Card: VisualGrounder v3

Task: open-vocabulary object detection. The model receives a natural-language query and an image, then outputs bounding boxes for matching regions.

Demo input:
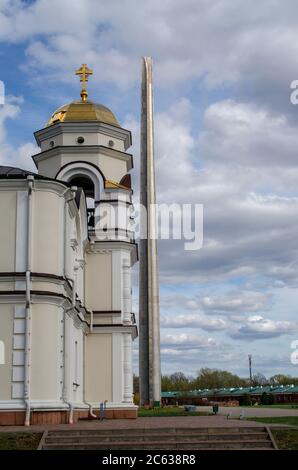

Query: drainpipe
[88,403,97,419]
[62,187,77,424]
[24,175,34,426]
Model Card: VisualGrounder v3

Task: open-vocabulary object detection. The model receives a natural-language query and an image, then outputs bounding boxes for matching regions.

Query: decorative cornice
[93,310,121,315]
[0,178,68,196]
[34,121,132,150]
[92,324,138,339]
[0,289,89,332]
[87,240,138,265]
[0,273,73,298]
[0,290,69,299]
[32,145,133,171]
[0,272,65,281]
[96,199,133,206]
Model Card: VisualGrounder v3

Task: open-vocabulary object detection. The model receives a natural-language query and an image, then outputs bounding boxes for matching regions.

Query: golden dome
[46,100,120,127]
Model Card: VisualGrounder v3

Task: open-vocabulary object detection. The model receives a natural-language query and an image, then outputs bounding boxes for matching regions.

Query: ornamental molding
[34,121,132,150]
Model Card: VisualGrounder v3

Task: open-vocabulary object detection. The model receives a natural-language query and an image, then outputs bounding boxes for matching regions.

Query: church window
[77,136,85,144]
[69,175,95,230]
[108,140,114,148]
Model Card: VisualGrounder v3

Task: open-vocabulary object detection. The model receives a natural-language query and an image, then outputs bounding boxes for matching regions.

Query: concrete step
[42,427,275,450]
[43,439,274,450]
[48,426,267,437]
[45,432,269,444]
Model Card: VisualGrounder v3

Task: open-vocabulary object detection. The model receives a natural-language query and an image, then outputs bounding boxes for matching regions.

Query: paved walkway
[196,406,298,418]
[0,414,293,433]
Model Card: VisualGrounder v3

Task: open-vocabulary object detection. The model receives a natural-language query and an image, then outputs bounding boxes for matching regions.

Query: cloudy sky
[1,0,298,378]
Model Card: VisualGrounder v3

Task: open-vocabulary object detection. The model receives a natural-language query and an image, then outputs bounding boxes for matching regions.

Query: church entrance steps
[44,432,269,443]
[41,427,276,450]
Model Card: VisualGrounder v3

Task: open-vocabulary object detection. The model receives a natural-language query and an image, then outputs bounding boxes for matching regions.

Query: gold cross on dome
[75,64,93,102]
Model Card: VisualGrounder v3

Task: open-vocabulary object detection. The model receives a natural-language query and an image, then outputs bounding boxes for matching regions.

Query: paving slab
[0,414,289,434]
[196,406,298,418]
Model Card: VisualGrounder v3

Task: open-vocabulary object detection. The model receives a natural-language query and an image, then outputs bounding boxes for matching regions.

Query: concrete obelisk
[139,57,161,406]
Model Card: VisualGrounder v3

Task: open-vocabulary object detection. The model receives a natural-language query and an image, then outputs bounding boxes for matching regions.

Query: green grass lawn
[138,407,211,417]
[271,429,298,450]
[0,433,41,450]
[247,416,298,426]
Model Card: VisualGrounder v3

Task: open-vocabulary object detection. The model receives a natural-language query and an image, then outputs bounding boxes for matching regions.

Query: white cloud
[160,290,270,316]
[0,98,37,170]
[200,291,271,315]
[161,333,217,350]
[0,100,20,140]
[231,315,298,340]
[161,314,227,331]
[141,97,298,289]
[1,0,298,113]
[200,99,298,167]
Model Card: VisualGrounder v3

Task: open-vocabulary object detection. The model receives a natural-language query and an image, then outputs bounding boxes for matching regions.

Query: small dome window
[77,136,85,144]
[108,140,114,148]
[49,140,55,148]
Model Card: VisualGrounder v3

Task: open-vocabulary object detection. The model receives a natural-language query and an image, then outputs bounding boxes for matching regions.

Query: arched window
[69,175,95,229]
[56,162,105,230]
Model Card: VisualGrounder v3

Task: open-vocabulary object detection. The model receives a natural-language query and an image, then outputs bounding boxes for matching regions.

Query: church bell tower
[32,65,138,418]
[0,64,138,426]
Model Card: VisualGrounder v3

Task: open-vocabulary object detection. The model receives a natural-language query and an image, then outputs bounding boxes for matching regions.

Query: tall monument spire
[139,57,161,406]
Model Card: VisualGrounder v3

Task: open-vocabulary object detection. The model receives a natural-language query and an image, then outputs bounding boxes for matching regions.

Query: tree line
[133,368,298,393]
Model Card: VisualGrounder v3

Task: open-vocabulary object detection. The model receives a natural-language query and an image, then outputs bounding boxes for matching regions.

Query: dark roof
[0,166,40,178]
[161,384,298,399]
[0,166,68,184]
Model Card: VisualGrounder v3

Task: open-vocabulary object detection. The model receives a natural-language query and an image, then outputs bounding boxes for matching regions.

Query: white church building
[0,65,138,425]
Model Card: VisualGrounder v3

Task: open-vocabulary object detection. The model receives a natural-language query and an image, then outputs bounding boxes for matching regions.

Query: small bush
[261,392,276,405]
[239,393,252,406]
[268,393,276,405]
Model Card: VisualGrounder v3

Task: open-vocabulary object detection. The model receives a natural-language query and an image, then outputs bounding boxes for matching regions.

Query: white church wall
[98,135,124,152]
[112,251,122,314]
[85,252,112,311]
[30,304,61,401]
[0,282,14,291]
[32,191,64,275]
[112,332,123,403]
[39,131,125,156]
[31,282,61,293]
[69,324,84,404]
[85,333,112,403]
[65,207,75,279]
[57,132,124,151]
[37,155,62,179]
[40,133,63,152]
[59,154,128,182]
[37,151,129,184]
[93,154,128,182]
[0,191,16,271]
[16,191,28,273]
[0,305,14,401]
[93,316,112,325]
